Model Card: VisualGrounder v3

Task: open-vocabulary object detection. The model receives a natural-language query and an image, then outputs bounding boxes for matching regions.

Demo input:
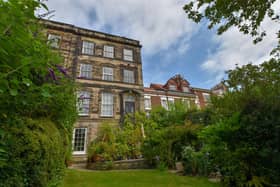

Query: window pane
[103,67,113,81]
[161,97,168,110]
[183,87,190,92]
[101,93,113,116]
[123,49,133,61]
[73,128,87,153]
[169,85,176,90]
[104,45,114,58]
[48,34,61,48]
[144,98,151,109]
[82,41,94,55]
[77,91,90,115]
[123,69,135,83]
[80,64,92,78]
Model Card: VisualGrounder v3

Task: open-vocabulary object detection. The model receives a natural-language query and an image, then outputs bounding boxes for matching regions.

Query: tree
[200,59,280,186]
[183,0,280,45]
[0,0,77,186]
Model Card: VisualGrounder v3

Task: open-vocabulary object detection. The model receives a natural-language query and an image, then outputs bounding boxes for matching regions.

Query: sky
[38,0,280,89]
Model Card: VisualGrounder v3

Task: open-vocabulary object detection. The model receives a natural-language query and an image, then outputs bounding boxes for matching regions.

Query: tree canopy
[184,0,280,45]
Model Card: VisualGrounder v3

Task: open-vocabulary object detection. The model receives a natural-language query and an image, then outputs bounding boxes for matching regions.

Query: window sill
[100,115,114,118]
[78,114,90,117]
[73,151,86,155]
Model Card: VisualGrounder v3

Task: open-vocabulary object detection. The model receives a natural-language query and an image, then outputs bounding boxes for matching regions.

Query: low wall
[87,158,152,170]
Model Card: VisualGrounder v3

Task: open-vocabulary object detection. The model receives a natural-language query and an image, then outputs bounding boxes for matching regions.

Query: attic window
[183,87,190,92]
[169,85,176,90]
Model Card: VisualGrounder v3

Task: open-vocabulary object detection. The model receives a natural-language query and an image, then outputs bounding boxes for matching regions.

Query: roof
[40,19,142,47]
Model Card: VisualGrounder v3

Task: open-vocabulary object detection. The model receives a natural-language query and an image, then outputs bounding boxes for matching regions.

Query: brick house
[43,20,144,162]
[144,74,224,113]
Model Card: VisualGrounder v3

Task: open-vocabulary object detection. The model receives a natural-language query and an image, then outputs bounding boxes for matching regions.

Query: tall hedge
[0,118,69,187]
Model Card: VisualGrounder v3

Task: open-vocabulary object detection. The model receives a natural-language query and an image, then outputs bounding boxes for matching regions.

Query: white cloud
[40,0,198,55]
[201,1,280,84]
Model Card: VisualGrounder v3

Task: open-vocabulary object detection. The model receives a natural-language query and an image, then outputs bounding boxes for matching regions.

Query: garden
[0,0,279,187]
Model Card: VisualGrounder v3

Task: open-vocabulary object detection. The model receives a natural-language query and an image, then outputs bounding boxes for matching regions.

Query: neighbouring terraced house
[143,74,227,115]
[43,19,226,163]
[43,19,144,162]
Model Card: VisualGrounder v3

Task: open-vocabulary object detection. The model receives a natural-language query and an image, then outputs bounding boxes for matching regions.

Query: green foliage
[0,118,68,187]
[183,0,279,44]
[149,101,189,128]
[0,0,77,186]
[88,116,146,162]
[142,123,201,168]
[181,146,210,176]
[199,59,280,186]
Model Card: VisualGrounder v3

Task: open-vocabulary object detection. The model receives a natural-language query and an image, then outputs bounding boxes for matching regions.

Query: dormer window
[183,87,190,92]
[169,85,176,91]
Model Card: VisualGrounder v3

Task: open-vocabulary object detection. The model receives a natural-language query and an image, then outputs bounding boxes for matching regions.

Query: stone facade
[42,19,144,162]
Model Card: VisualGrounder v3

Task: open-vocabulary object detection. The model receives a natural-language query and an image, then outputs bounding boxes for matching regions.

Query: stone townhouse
[43,19,144,162]
[143,74,225,113]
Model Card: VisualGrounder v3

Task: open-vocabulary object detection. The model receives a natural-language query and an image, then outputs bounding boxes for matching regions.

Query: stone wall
[87,159,152,170]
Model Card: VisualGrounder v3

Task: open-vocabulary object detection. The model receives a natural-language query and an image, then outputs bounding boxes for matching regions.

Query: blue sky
[39,0,280,89]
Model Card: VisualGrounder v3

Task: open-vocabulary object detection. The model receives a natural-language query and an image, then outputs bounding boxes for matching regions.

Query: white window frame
[82,41,94,55]
[169,85,176,91]
[123,69,135,83]
[168,97,174,105]
[72,127,87,155]
[47,34,61,48]
[102,67,113,81]
[101,92,114,117]
[183,98,191,108]
[183,87,190,92]
[195,96,200,108]
[79,63,92,78]
[103,45,114,58]
[161,97,168,110]
[123,49,133,61]
[203,93,211,103]
[144,95,151,110]
[77,91,90,116]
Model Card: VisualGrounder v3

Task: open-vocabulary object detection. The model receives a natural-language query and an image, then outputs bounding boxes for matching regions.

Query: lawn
[61,169,221,187]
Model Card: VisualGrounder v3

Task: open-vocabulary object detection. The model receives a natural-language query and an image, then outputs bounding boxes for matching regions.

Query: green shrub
[200,60,280,186]
[0,117,68,187]
[181,146,210,176]
[142,123,201,168]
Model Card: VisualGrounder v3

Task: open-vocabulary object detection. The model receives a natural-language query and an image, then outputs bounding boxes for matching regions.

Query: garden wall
[87,159,152,170]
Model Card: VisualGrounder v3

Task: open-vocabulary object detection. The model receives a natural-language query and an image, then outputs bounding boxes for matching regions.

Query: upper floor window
[77,91,90,116]
[103,45,114,58]
[79,64,92,79]
[123,49,133,61]
[123,69,135,83]
[183,87,190,92]
[144,96,151,110]
[103,67,113,81]
[47,34,61,48]
[82,41,94,55]
[101,92,114,117]
[169,85,176,91]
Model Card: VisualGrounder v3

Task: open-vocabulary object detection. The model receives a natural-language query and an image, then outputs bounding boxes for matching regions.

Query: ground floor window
[73,128,87,154]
